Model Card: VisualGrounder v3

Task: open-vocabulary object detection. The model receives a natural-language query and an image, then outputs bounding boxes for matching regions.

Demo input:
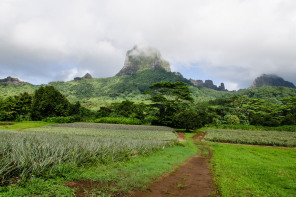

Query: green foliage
[234,86,296,103]
[94,117,142,125]
[109,100,147,120]
[0,92,33,121]
[173,110,202,130]
[205,129,296,147]
[206,96,296,127]
[30,86,72,120]
[2,72,296,112]
[225,115,240,125]
[147,81,194,127]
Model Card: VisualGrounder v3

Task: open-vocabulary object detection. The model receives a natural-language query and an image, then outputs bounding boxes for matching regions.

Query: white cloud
[0,0,296,90]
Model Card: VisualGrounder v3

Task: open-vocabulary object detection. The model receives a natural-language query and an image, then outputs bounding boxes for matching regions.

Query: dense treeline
[201,96,296,127]
[0,86,92,122]
[1,82,296,130]
[97,83,296,129]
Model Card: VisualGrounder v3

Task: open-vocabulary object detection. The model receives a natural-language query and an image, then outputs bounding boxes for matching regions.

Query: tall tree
[31,86,70,120]
[147,81,193,126]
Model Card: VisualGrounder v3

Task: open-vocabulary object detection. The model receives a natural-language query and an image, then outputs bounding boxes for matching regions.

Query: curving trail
[130,133,217,197]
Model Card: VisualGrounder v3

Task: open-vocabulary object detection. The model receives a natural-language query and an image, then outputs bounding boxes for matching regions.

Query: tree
[110,100,147,120]
[14,92,32,119]
[147,81,193,126]
[31,86,71,120]
[173,110,202,131]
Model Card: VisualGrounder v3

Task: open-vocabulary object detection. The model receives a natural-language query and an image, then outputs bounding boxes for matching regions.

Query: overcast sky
[1,0,296,90]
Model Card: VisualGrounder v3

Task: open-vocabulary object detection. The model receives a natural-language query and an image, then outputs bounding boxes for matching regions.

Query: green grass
[0,121,56,130]
[210,142,296,197]
[0,131,197,196]
[205,129,296,147]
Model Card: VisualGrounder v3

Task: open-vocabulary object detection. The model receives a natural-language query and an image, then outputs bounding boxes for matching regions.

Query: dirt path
[66,133,216,197]
[130,133,216,197]
[176,132,185,142]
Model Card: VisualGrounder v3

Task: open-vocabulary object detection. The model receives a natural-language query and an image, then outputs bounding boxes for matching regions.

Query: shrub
[94,117,142,125]
[225,115,240,125]
[42,116,76,123]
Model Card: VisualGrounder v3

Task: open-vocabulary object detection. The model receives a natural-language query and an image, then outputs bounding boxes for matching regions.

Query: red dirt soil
[176,132,186,142]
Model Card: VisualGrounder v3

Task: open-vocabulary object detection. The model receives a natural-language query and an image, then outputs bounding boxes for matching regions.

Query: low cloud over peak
[0,0,296,89]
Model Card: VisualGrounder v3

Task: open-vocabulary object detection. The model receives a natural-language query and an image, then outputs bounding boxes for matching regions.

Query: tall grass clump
[0,130,174,185]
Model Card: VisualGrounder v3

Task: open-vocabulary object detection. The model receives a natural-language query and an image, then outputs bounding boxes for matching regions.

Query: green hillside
[0,83,39,97]
[1,69,296,110]
[234,86,296,103]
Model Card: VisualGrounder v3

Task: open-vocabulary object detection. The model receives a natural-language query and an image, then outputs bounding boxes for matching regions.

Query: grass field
[0,123,199,196]
[205,129,296,147]
[2,121,295,196]
[210,142,296,197]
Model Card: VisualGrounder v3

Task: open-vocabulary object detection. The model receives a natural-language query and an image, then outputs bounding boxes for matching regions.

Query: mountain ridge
[249,74,295,89]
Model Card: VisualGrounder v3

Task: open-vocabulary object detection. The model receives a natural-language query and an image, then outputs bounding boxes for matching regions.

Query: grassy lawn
[205,129,296,147]
[210,142,296,197]
[0,122,197,196]
[0,121,56,130]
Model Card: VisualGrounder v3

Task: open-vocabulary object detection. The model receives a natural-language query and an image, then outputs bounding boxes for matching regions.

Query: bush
[94,117,142,125]
[42,116,76,123]
[173,110,202,131]
[225,115,240,125]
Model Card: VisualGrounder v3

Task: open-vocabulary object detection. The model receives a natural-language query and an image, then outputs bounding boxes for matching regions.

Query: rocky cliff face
[249,74,295,89]
[190,79,226,91]
[74,73,93,81]
[116,46,171,76]
[0,76,24,84]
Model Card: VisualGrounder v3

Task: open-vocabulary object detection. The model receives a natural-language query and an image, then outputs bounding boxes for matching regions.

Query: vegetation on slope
[2,69,296,111]
[234,86,296,103]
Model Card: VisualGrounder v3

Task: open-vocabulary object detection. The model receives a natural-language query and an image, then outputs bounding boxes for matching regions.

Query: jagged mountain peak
[116,46,171,76]
[0,76,25,85]
[249,74,295,89]
[74,73,93,81]
[190,79,226,91]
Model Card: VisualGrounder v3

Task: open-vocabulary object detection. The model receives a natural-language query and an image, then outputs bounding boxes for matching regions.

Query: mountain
[116,46,171,76]
[190,79,226,91]
[249,74,296,89]
[74,73,93,81]
[0,76,26,85]
[1,48,296,110]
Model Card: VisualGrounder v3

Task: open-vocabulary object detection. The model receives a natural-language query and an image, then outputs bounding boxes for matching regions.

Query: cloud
[0,0,296,89]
